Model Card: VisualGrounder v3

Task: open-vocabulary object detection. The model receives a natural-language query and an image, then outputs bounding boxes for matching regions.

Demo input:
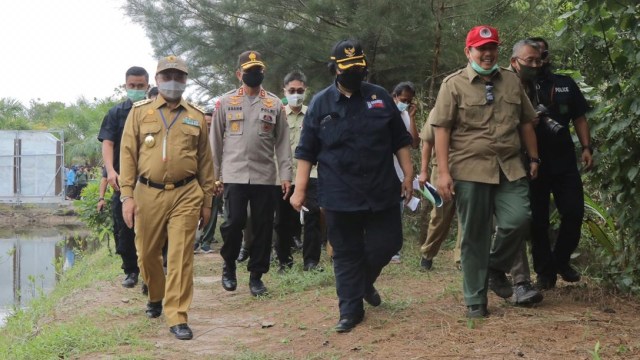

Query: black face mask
[242,70,264,88]
[337,70,365,91]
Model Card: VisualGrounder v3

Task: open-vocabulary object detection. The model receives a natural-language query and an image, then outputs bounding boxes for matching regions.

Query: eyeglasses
[286,87,305,95]
[516,57,543,66]
[485,82,494,105]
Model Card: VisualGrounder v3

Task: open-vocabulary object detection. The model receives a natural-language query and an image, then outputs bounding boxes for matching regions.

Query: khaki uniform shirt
[286,104,317,179]
[430,64,537,184]
[211,87,292,185]
[419,111,437,167]
[119,97,215,207]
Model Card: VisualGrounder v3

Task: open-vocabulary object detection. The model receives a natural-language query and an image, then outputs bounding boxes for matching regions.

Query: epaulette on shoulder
[133,99,153,107]
[501,66,516,73]
[266,91,280,99]
[189,102,206,114]
[223,89,237,96]
[442,68,464,83]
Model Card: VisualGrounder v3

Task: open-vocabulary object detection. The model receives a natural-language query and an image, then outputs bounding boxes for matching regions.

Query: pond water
[0,227,93,327]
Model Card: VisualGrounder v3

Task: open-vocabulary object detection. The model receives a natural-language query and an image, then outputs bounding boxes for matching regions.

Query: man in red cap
[430,26,540,318]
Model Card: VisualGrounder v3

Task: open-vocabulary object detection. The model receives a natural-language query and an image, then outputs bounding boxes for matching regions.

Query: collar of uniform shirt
[465,63,502,84]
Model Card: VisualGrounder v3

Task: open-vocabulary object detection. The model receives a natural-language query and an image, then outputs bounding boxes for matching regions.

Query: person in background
[431,26,539,318]
[291,39,413,333]
[274,70,323,272]
[418,112,462,270]
[504,38,545,305]
[98,66,149,290]
[65,166,76,200]
[76,166,89,198]
[528,37,593,290]
[389,81,419,264]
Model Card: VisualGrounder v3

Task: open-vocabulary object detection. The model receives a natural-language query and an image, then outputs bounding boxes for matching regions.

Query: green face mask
[517,63,539,82]
[470,60,498,76]
[127,89,147,102]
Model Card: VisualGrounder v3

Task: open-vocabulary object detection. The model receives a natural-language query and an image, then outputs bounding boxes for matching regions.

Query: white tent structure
[0,130,64,203]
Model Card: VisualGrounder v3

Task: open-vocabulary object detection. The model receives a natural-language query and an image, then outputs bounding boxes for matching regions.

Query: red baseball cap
[466,26,500,47]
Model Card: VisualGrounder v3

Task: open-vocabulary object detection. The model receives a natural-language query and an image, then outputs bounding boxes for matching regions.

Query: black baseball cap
[330,39,367,70]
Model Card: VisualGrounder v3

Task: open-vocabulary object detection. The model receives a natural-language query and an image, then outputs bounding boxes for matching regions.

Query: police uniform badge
[262,98,274,108]
[261,115,275,133]
[230,120,242,135]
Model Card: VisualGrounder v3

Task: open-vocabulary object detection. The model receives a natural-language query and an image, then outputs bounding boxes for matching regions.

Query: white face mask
[286,93,305,107]
[396,101,409,112]
[158,80,186,101]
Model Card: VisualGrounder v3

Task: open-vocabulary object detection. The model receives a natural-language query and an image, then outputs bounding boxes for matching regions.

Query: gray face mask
[158,80,186,101]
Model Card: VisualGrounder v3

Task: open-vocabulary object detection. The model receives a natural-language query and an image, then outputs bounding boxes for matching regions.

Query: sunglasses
[485,82,494,105]
[286,87,305,95]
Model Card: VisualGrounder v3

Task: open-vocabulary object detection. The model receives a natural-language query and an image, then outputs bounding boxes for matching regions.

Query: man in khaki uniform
[431,26,539,318]
[418,114,462,270]
[120,55,215,340]
[211,51,292,297]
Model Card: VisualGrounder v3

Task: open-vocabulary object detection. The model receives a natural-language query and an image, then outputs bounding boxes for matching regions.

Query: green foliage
[74,180,113,247]
[124,0,557,101]
[558,0,640,294]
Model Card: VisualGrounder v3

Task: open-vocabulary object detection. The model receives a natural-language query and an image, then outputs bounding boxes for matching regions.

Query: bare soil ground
[51,241,640,360]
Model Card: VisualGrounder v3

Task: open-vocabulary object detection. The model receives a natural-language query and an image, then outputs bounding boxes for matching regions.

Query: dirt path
[55,241,640,360]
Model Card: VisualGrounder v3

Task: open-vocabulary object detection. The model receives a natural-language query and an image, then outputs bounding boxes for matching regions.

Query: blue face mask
[127,89,147,102]
[470,60,499,76]
[396,101,409,112]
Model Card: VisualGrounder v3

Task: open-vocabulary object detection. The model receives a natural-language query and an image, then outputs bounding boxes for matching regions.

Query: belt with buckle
[139,175,196,190]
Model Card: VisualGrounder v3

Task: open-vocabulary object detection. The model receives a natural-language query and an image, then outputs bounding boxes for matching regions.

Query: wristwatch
[98,197,105,201]
[120,196,132,203]
[529,157,542,165]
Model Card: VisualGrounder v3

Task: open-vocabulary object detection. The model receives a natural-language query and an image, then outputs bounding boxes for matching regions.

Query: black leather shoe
[420,257,433,271]
[466,304,489,318]
[249,277,268,296]
[122,272,138,288]
[488,269,513,298]
[303,261,319,271]
[335,313,364,333]
[221,262,237,291]
[558,265,581,282]
[237,247,249,262]
[364,287,381,307]
[145,301,163,318]
[169,323,193,340]
[535,274,557,290]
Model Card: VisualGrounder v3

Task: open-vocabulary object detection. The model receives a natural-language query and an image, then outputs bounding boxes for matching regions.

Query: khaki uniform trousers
[420,166,462,263]
[134,180,203,326]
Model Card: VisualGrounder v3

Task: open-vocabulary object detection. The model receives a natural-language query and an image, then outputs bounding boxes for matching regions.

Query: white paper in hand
[405,196,420,211]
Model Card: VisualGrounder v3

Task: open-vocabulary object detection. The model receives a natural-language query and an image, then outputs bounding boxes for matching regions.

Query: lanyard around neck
[158,108,183,162]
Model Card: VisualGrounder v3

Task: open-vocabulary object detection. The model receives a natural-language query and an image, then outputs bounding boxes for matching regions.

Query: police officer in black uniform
[290,39,413,333]
[528,37,594,289]
[98,66,149,288]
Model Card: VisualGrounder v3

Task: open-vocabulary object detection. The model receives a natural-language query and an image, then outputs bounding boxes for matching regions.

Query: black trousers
[274,185,299,267]
[220,184,277,274]
[530,168,584,277]
[274,181,323,266]
[325,205,403,318]
[112,191,139,274]
[301,179,322,265]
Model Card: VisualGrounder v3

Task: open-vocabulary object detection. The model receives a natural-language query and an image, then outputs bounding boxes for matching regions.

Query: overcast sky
[0,0,159,106]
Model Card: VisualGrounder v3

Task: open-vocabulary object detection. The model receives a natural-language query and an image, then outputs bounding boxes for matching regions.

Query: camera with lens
[535,104,566,135]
